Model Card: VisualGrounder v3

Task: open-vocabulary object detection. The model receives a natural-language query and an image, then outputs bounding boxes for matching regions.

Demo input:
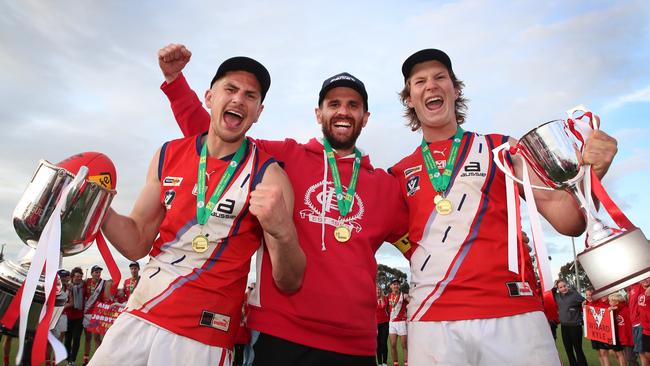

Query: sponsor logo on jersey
[210,199,236,219]
[299,180,364,234]
[199,310,231,332]
[403,165,422,178]
[164,189,176,209]
[506,281,534,297]
[163,176,183,186]
[406,176,420,197]
[460,161,486,178]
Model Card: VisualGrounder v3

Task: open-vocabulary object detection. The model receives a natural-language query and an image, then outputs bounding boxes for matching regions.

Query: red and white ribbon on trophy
[0,166,121,366]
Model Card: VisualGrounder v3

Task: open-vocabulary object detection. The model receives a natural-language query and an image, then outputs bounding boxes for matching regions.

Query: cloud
[603,85,650,112]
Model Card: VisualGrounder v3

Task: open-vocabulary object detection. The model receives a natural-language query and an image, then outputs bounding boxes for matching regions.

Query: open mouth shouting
[223,109,244,129]
[425,96,444,111]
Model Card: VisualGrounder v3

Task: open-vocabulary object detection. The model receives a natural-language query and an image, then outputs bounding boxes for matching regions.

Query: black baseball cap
[91,265,103,272]
[402,49,453,81]
[129,261,140,269]
[57,269,70,277]
[318,72,368,110]
[209,56,271,102]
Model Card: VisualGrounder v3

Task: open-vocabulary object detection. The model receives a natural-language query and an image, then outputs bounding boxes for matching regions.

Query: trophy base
[578,228,650,300]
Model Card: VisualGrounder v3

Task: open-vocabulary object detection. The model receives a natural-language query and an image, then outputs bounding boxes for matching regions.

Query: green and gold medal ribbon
[196,138,248,225]
[420,127,464,194]
[322,139,362,217]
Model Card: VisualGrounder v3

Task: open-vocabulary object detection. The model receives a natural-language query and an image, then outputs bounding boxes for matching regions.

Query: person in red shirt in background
[638,278,650,366]
[609,293,634,366]
[376,285,390,366]
[122,261,140,302]
[82,265,107,365]
[388,279,408,366]
[543,282,560,340]
[65,267,85,366]
[585,288,614,366]
[626,282,644,366]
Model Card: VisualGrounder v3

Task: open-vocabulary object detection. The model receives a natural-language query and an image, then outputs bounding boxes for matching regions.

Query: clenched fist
[158,43,192,83]
[249,182,292,240]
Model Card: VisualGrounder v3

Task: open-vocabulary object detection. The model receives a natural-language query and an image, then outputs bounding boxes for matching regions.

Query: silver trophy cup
[0,159,115,335]
[498,108,649,299]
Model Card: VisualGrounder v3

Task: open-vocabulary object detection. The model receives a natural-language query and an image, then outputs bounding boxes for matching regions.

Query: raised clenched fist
[158,43,192,83]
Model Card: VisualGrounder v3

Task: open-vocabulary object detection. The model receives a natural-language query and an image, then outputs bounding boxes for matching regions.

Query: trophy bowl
[12,160,116,256]
[0,257,65,337]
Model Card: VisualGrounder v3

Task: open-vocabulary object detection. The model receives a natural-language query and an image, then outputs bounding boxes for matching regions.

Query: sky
[1,0,649,285]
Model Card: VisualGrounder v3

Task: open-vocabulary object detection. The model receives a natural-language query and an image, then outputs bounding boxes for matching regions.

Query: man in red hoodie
[157,44,408,365]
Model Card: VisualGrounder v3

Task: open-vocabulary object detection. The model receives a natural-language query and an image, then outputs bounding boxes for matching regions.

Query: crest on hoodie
[299,180,364,234]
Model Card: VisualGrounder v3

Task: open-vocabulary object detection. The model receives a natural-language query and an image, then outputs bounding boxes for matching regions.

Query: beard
[321,120,363,152]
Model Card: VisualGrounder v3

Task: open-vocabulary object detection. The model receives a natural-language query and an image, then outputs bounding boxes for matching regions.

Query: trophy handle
[63,166,89,214]
[492,143,553,190]
[565,104,600,148]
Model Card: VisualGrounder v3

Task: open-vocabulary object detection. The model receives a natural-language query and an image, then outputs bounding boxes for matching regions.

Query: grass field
[1,328,640,365]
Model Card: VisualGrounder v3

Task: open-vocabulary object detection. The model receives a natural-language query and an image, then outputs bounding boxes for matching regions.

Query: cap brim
[402,49,453,80]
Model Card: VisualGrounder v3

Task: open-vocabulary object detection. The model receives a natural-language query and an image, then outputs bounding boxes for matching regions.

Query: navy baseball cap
[402,49,453,81]
[57,269,70,277]
[91,265,103,272]
[318,72,368,110]
[129,261,140,269]
[210,56,271,102]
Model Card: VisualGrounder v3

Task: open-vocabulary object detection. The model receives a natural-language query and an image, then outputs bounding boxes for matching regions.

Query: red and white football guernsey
[122,276,139,302]
[161,75,410,356]
[390,131,542,322]
[125,134,275,349]
[388,292,407,322]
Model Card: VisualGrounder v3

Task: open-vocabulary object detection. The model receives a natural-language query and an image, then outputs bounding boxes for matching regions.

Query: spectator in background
[65,267,85,366]
[83,265,106,365]
[2,336,12,366]
[638,279,650,366]
[609,293,633,366]
[627,281,645,366]
[243,282,256,366]
[48,269,71,365]
[586,288,614,366]
[122,261,140,302]
[542,280,560,340]
[387,279,408,366]
[376,285,389,366]
[555,279,587,366]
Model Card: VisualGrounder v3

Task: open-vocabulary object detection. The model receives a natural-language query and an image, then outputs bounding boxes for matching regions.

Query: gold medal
[435,198,453,215]
[334,225,351,243]
[434,194,443,205]
[192,234,209,253]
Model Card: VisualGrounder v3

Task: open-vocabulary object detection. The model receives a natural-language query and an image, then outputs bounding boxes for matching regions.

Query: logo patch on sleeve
[406,176,420,196]
[403,165,422,178]
[199,311,231,332]
[506,282,534,297]
[163,176,183,187]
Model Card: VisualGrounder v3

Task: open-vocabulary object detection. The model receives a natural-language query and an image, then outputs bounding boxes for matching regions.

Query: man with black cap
[390,48,618,365]
[122,261,140,302]
[92,53,306,365]
[82,265,105,365]
[157,43,408,365]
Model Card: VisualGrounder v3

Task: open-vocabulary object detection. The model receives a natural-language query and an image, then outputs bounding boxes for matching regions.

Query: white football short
[408,311,560,366]
[389,320,407,336]
[88,313,231,366]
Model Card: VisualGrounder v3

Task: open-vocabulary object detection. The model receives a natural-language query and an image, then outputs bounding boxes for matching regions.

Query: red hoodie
[161,74,409,356]
[612,301,633,346]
